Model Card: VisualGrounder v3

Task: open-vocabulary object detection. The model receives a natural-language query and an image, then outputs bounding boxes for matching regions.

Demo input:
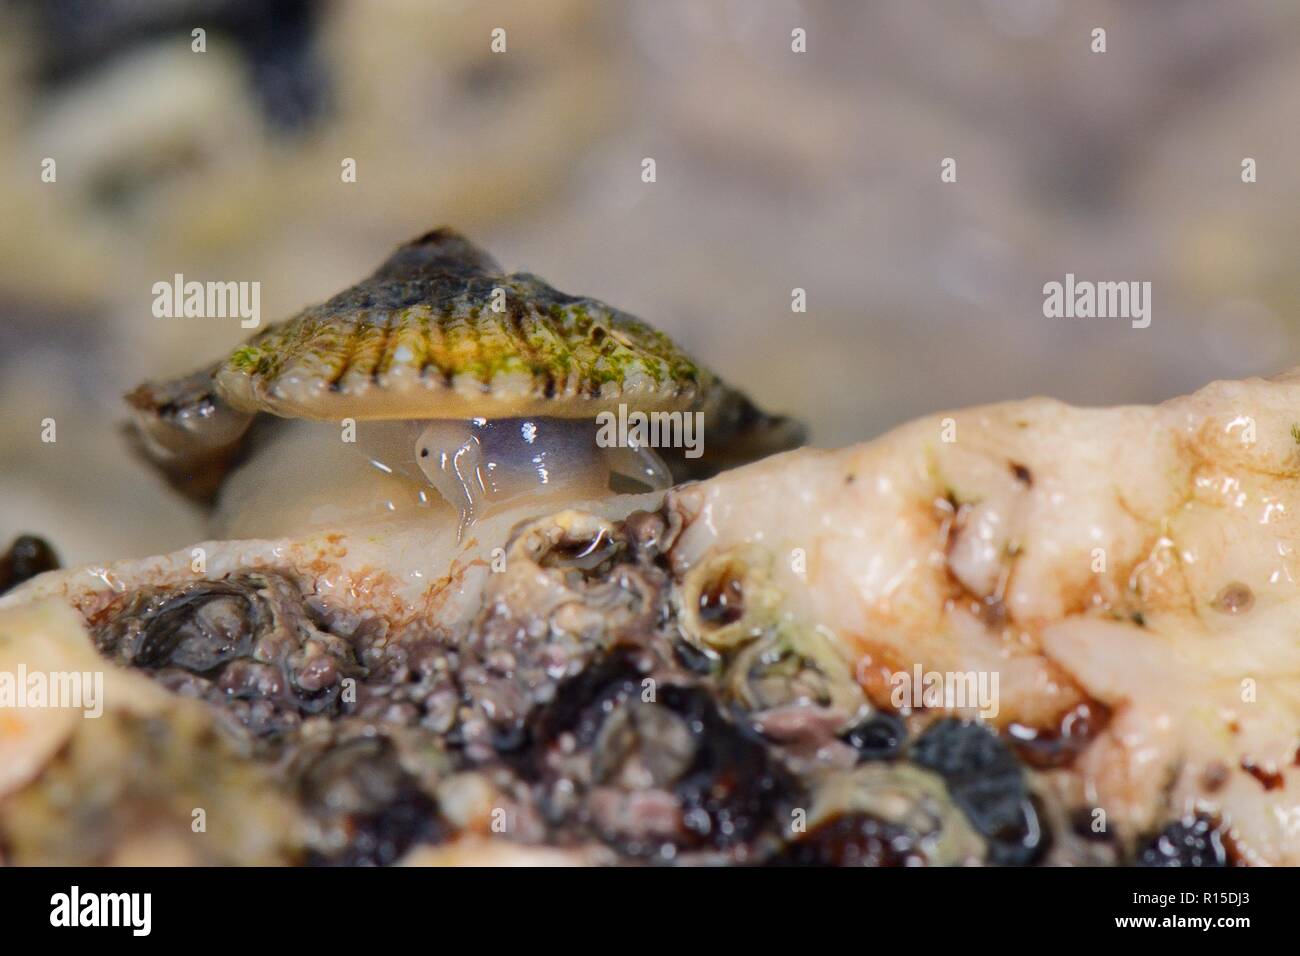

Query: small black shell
[911,718,1047,866]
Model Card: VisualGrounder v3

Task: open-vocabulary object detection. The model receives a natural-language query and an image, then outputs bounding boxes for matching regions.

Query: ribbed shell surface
[214,230,713,420]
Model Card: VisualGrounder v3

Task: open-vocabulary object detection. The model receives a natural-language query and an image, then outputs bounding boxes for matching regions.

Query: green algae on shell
[126,227,805,502]
[216,230,712,421]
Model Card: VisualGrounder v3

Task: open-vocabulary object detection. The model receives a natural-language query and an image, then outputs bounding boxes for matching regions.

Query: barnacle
[676,545,781,652]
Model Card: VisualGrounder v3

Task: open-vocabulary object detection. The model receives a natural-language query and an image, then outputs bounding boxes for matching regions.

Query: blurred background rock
[1,0,1296,563]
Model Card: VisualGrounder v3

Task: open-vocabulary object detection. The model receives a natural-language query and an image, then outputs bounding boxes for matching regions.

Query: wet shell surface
[126,228,804,500]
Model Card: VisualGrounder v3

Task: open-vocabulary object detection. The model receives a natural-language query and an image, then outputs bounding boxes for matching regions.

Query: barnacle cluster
[0,504,1206,867]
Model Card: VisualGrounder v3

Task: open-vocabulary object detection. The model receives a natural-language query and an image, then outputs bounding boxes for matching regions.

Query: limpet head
[125,227,805,532]
[404,416,667,534]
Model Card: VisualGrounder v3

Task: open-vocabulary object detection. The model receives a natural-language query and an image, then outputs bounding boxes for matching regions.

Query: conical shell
[215,229,713,421]
[125,228,805,501]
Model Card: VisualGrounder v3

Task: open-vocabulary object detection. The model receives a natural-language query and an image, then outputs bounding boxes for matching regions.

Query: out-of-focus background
[1,0,1297,564]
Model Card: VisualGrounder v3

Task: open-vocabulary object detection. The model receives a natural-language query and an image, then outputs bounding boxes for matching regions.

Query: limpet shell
[126,228,805,500]
[217,229,712,421]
